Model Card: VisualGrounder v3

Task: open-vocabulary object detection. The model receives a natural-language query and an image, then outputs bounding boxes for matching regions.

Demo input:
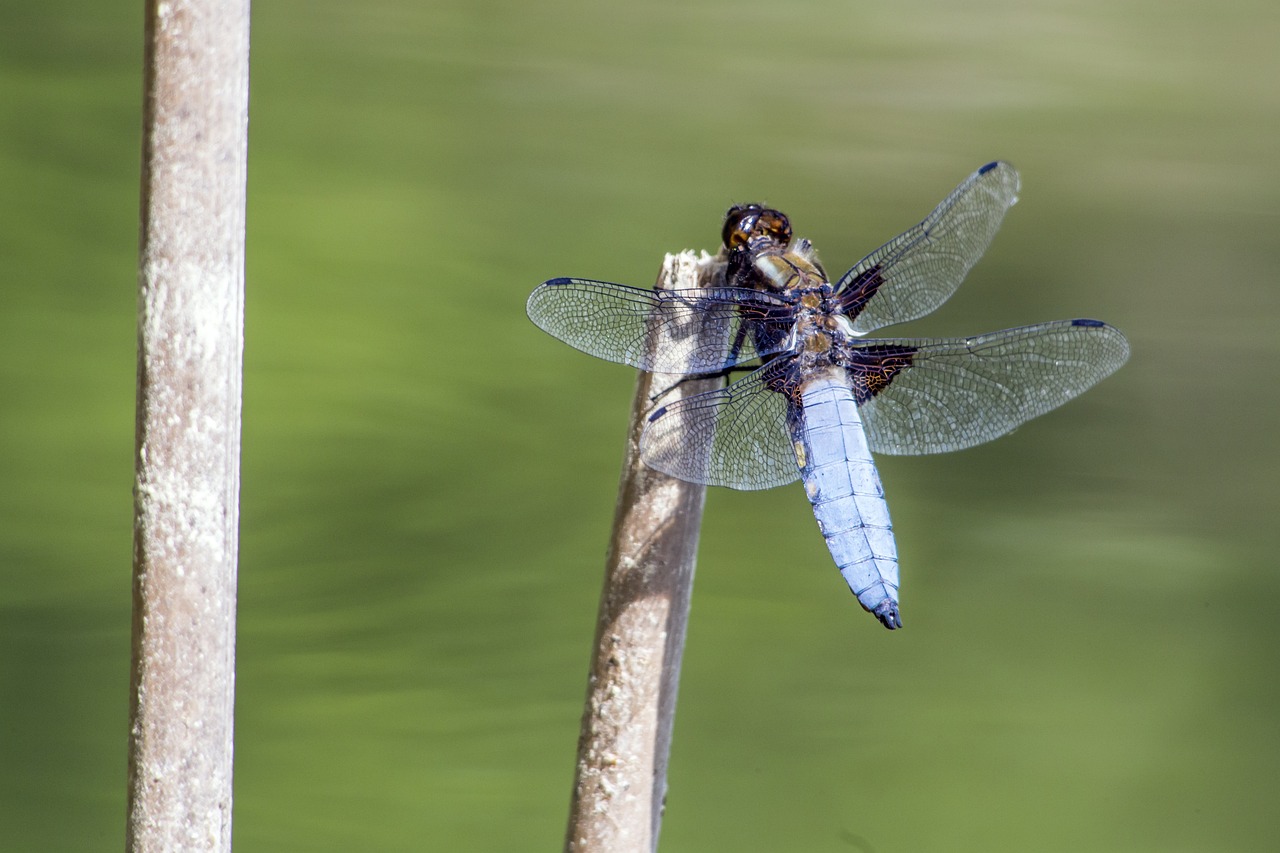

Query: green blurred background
[2,0,1277,850]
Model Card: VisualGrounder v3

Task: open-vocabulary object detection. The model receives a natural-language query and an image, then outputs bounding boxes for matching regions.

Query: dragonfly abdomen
[788,372,902,629]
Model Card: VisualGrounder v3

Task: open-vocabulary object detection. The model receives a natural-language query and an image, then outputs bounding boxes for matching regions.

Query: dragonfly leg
[648,365,755,403]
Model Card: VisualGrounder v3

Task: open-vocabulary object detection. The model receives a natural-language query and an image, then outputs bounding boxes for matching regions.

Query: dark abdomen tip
[874,601,902,630]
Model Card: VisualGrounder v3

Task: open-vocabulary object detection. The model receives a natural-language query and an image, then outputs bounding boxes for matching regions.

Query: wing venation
[640,362,799,490]
[526,277,794,374]
[835,161,1021,333]
[855,319,1129,455]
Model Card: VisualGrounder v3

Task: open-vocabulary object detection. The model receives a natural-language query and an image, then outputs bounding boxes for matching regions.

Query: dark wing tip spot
[978,160,1000,175]
[647,406,668,422]
[1071,318,1106,328]
[543,277,575,286]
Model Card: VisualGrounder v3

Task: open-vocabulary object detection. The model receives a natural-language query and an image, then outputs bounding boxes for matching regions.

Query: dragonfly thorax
[752,250,830,294]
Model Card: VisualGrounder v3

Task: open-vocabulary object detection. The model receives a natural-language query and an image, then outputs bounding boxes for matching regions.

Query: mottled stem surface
[128,1,249,850]
[565,251,725,853]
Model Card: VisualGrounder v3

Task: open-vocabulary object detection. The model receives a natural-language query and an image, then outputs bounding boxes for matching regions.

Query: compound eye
[722,204,763,249]
[756,209,791,245]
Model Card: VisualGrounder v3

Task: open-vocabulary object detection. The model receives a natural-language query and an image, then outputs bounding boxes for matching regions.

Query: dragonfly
[526,161,1129,629]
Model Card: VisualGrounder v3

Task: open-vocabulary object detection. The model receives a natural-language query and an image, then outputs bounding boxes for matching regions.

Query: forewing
[527,277,794,374]
[852,320,1129,455]
[640,361,800,490]
[835,161,1021,333]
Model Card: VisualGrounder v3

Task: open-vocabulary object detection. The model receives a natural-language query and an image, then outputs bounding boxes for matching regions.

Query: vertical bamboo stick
[127,1,249,850]
[564,251,725,853]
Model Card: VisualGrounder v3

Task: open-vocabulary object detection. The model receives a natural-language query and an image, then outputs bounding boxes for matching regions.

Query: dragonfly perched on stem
[528,162,1129,629]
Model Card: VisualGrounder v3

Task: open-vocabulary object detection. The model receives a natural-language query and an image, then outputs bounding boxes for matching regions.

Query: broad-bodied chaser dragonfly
[527,162,1128,629]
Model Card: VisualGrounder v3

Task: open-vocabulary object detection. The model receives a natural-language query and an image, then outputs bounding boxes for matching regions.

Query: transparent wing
[527,277,794,374]
[852,320,1129,455]
[640,361,800,490]
[835,161,1021,334]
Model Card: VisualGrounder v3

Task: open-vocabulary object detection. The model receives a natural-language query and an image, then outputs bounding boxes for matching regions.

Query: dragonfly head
[722,203,791,253]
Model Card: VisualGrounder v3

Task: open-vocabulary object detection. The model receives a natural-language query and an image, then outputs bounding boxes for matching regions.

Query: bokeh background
[2,0,1277,850]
